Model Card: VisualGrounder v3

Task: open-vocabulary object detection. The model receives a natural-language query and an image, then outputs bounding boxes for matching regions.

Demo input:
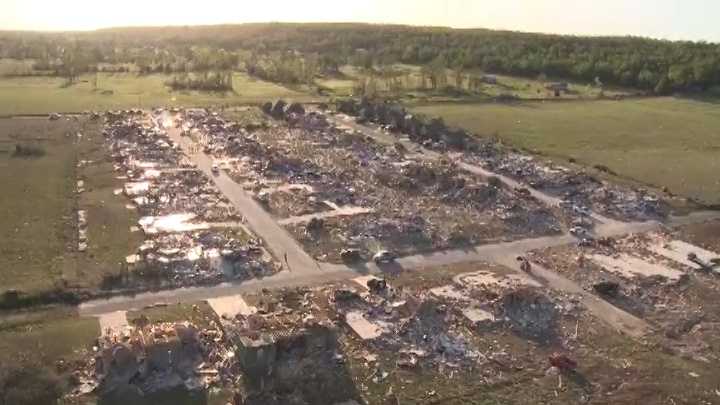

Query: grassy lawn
[316,77,356,97]
[0,118,82,295]
[127,302,216,328]
[464,71,631,100]
[413,97,720,205]
[0,309,98,366]
[0,309,98,405]
[222,106,271,127]
[0,72,317,115]
[319,64,631,101]
[0,117,141,299]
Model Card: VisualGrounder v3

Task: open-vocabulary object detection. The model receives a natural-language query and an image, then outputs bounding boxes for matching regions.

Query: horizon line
[0,21,716,44]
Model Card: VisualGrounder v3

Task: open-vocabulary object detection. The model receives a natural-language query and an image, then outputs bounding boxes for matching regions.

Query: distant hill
[1,23,718,92]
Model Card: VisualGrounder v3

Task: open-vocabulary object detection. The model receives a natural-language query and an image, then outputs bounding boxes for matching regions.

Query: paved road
[495,256,651,338]
[80,269,355,316]
[79,220,675,317]
[79,234,574,315]
[167,126,334,276]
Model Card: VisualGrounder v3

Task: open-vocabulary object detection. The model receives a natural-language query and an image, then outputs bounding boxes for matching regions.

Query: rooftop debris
[102,111,279,289]
[181,101,562,263]
[530,231,720,362]
[337,98,674,222]
[70,258,592,404]
[68,320,236,401]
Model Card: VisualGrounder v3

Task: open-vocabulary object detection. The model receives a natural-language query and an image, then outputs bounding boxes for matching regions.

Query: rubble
[549,353,578,371]
[100,111,279,289]
[337,97,675,222]
[179,103,562,263]
[501,288,558,340]
[530,231,720,363]
[69,320,235,402]
[593,280,620,297]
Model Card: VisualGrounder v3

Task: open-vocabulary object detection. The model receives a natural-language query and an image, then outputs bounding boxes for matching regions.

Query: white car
[211,164,220,175]
[569,226,591,238]
[373,250,397,264]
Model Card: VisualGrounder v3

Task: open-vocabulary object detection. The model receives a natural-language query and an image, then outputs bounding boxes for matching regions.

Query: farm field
[414,97,720,205]
[317,64,633,100]
[0,72,315,116]
[0,118,83,296]
[0,117,141,301]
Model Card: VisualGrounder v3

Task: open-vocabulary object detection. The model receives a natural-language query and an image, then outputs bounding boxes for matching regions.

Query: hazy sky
[2,0,718,42]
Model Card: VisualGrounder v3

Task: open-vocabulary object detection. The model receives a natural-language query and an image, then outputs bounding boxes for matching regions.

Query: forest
[1,23,719,93]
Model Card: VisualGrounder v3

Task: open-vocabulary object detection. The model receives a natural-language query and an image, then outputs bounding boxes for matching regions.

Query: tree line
[165,71,233,92]
[1,23,719,93]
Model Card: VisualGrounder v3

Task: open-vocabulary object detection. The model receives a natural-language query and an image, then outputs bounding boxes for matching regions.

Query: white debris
[462,307,495,325]
[650,240,719,270]
[124,181,151,196]
[138,213,210,235]
[345,311,383,340]
[590,253,684,282]
[208,295,257,319]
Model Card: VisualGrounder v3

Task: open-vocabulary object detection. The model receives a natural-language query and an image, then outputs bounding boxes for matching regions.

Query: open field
[0,309,98,367]
[0,118,82,295]
[0,116,143,301]
[413,97,720,205]
[0,308,99,405]
[0,72,316,116]
[317,64,632,101]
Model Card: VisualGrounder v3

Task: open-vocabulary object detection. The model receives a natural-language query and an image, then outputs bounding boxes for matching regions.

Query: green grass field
[0,309,98,366]
[0,118,83,294]
[0,58,36,76]
[317,64,631,101]
[413,97,720,205]
[0,72,316,115]
[0,117,142,297]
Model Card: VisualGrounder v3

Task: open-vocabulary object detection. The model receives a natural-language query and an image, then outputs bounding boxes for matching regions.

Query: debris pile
[338,97,672,222]
[175,104,562,263]
[338,98,474,151]
[474,151,670,221]
[69,321,235,402]
[530,232,720,361]
[103,112,278,288]
[500,288,558,340]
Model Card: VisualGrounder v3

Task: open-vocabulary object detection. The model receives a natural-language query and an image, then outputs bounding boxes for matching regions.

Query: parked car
[569,226,592,239]
[373,250,397,264]
[341,248,362,263]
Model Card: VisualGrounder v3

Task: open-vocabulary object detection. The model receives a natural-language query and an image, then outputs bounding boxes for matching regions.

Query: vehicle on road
[373,250,397,264]
[569,226,592,239]
[341,248,362,263]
